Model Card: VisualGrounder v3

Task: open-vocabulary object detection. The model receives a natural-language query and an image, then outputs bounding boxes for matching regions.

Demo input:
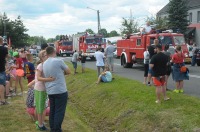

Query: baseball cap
[13,52,19,57]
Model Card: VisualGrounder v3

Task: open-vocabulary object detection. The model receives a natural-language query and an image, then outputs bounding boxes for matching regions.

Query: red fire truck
[72,33,106,60]
[55,40,73,57]
[117,32,190,68]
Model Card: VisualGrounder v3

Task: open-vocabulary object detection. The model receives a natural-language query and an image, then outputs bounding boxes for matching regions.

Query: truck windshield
[62,41,72,46]
[86,37,103,44]
[173,36,185,45]
[158,36,173,45]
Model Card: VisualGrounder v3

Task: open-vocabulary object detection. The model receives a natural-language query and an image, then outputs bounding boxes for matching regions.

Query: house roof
[157,0,200,15]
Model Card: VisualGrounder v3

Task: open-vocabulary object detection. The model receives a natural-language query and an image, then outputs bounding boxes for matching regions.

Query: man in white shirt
[94,47,105,76]
[144,22,152,34]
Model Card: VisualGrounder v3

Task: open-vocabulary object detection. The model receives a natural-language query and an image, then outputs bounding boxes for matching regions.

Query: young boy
[24,54,35,83]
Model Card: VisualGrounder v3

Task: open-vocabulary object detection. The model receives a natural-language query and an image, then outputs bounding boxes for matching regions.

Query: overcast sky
[0,0,169,39]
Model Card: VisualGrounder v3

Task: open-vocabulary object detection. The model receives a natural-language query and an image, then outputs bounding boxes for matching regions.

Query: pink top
[34,63,46,91]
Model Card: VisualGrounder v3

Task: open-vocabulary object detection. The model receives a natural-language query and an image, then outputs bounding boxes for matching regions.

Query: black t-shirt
[148,45,156,59]
[150,52,168,77]
[80,55,86,63]
[0,46,8,72]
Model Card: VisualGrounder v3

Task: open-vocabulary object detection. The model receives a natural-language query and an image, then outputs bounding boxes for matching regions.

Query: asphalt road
[60,56,200,98]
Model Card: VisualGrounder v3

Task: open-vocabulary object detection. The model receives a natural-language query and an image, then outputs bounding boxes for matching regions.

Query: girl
[12,52,24,96]
[34,50,55,131]
[172,45,189,93]
[96,65,112,84]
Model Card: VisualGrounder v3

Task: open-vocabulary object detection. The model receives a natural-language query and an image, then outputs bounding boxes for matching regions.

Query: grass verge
[1,62,200,131]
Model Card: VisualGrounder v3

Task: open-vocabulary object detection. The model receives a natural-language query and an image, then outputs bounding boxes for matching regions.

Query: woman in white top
[143,46,150,84]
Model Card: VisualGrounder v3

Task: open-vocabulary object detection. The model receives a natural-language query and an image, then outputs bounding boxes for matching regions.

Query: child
[79,51,86,73]
[26,80,50,122]
[26,80,37,121]
[96,65,112,84]
[24,54,35,83]
[34,50,55,131]
[12,51,24,96]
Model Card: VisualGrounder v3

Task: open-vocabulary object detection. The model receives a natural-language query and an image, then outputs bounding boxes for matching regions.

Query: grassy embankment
[1,62,200,132]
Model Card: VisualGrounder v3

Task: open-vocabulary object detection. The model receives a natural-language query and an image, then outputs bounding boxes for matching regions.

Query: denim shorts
[0,72,6,86]
[101,75,108,82]
[72,62,77,69]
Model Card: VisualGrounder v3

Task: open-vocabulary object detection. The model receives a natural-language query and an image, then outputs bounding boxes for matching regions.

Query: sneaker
[12,93,16,96]
[179,89,184,93]
[173,89,179,93]
[17,92,23,96]
[147,82,151,86]
[164,97,170,101]
[155,100,161,104]
[37,125,48,131]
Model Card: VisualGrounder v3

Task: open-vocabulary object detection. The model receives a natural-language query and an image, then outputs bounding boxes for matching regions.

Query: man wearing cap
[0,36,9,105]
[149,44,170,104]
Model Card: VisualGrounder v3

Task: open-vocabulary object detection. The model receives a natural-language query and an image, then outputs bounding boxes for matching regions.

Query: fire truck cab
[55,40,73,57]
[117,32,190,68]
[73,33,106,60]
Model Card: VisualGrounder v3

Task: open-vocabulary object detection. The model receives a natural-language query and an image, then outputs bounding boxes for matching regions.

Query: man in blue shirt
[43,47,71,132]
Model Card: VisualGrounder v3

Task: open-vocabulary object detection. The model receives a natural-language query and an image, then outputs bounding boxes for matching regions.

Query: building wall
[195,29,200,46]
[188,8,200,24]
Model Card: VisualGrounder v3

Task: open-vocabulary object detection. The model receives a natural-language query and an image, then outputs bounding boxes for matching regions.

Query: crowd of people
[143,38,190,103]
[0,37,71,131]
[0,32,195,132]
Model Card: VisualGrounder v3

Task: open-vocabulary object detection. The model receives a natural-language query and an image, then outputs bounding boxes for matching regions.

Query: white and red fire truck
[117,31,190,68]
[72,33,106,60]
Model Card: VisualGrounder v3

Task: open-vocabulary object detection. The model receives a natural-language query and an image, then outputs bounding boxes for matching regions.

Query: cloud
[1,0,169,39]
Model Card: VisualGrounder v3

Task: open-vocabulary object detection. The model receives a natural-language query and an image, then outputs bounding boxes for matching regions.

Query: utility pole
[97,10,101,34]
[87,7,101,34]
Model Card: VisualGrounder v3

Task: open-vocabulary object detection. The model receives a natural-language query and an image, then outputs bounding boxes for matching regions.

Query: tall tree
[108,30,120,37]
[120,17,138,35]
[167,0,188,34]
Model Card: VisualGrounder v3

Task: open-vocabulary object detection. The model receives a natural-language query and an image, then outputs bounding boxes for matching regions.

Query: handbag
[180,65,187,73]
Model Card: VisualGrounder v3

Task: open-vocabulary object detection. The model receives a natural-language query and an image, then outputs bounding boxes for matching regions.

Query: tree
[167,0,188,34]
[85,28,95,34]
[99,28,108,37]
[120,17,138,35]
[146,16,168,30]
[108,30,120,37]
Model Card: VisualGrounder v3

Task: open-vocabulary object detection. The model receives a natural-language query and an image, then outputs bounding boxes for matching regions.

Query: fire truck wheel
[122,55,132,68]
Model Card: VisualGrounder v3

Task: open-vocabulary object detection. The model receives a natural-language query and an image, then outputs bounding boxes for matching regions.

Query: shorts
[16,69,24,77]
[148,67,154,76]
[81,63,85,68]
[72,62,77,69]
[34,90,47,114]
[0,72,6,86]
[100,75,108,82]
[26,107,35,116]
[107,57,114,65]
[6,74,11,81]
[153,77,166,86]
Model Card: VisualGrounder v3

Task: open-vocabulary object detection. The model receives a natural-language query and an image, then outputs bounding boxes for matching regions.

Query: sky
[0,0,169,39]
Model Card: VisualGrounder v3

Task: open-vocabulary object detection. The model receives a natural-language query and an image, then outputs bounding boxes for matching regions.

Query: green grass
[1,62,200,131]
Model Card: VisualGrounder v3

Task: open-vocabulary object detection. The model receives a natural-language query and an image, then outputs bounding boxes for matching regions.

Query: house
[157,0,200,46]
